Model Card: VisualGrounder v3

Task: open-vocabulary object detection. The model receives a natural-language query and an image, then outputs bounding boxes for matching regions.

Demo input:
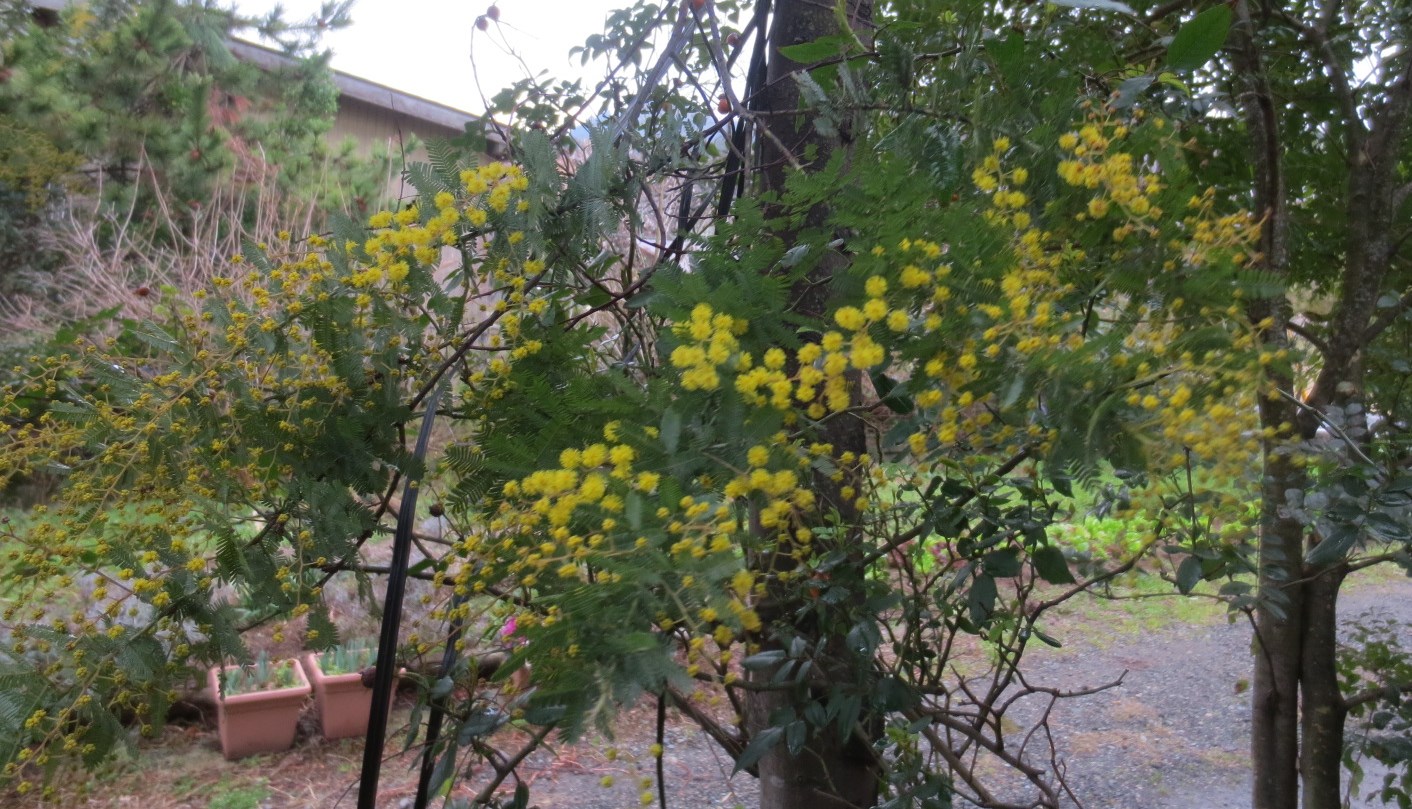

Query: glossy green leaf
[967,574,998,627]
[778,35,852,64]
[983,549,1022,578]
[1166,6,1232,71]
[1306,524,1360,566]
[660,408,682,455]
[1032,546,1075,584]
[1176,555,1203,594]
[734,726,782,773]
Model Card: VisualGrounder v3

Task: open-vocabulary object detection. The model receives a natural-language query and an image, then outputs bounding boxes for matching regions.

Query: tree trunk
[1229,4,1302,807]
[1225,1,1412,806]
[1301,563,1348,809]
[1250,440,1306,809]
[747,679,880,809]
[746,1,879,807]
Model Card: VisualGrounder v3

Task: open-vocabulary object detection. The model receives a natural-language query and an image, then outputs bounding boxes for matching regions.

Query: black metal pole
[357,377,450,809]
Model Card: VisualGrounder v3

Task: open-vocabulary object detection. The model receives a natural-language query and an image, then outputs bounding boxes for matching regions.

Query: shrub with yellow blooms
[0,101,1273,803]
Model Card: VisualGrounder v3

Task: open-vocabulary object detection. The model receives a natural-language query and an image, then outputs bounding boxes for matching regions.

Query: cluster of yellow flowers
[669,303,748,391]
[0,108,1289,788]
[461,161,529,215]
[974,137,1080,364]
[1053,115,1269,515]
[351,162,532,292]
[1117,303,1274,487]
[973,136,1031,225]
[448,413,774,687]
[1183,187,1260,269]
[1057,123,1165,236]
[0,157,555,786]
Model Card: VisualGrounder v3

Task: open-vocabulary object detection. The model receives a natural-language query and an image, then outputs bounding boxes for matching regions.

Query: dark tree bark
[1300,563,1348,809]
[1228,2,1412,807]
[1295,46,1412,803]
[744,1,879,807]
[1229,5,1303,808]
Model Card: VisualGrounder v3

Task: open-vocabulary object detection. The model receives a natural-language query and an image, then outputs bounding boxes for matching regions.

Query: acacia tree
[924,0,1412,802]
[1226,3,1412,806]
[0,1,1280,807]
[1107,2,1412,806]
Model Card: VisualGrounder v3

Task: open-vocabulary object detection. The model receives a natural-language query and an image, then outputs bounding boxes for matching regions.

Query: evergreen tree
[0,0,374,304]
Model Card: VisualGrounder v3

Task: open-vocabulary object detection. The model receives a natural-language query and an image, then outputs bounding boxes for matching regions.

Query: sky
[239,0,628,113]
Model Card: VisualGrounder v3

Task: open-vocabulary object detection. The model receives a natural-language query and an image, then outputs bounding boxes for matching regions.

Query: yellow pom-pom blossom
[0,155,568,776]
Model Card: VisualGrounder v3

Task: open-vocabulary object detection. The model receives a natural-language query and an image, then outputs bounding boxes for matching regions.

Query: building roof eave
[22,1,504,145]
[224,39,494,139]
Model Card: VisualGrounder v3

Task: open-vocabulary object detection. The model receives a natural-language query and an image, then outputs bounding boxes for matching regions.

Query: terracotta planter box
[209,660,311,760]
[301,652,400,741]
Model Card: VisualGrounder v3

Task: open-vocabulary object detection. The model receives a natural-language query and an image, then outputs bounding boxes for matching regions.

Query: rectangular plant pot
[301,652,400,741]
[209,660,311,760]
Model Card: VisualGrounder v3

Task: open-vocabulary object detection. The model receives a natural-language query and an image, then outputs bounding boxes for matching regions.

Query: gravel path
[962,570,1412,809]
[20,572,1410,809]
[1007,600,1257,808]
[508,571,1412,809]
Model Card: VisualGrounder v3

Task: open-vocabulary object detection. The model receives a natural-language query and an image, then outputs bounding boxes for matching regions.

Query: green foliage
[0,0,382,312]
[0,0,353,202]
[7,0,1399,805]
[1341,616,1412,809]
[318,640,377,676]
[1165,6,1231,72]
[206,777,271,809]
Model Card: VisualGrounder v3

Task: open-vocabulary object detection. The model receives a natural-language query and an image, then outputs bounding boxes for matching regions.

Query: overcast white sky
[242,0,629,113]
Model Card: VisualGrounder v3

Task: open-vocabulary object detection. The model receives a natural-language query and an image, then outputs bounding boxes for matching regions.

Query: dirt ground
[9,567,1412,809]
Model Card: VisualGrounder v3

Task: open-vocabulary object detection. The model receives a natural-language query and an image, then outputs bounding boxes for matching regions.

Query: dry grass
[0,156,320,342]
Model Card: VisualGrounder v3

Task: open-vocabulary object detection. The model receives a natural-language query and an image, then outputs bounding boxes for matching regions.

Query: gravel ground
[961,570,1412,809]
[14,571,1410,809]
[997,601,1257,809]
[504,570,1412,809]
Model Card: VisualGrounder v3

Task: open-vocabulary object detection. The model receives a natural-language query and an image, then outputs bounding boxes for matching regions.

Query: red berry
[486,4,500,20]
[475,15,488,30]
[717,95,730,114]
[135,286,151,298]
[691,0,706,9]
[726,32,739,48]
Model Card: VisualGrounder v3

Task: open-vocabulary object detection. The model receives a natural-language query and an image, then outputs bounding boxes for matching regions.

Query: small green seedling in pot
[221,651,299,695]
[320,640,379,676]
